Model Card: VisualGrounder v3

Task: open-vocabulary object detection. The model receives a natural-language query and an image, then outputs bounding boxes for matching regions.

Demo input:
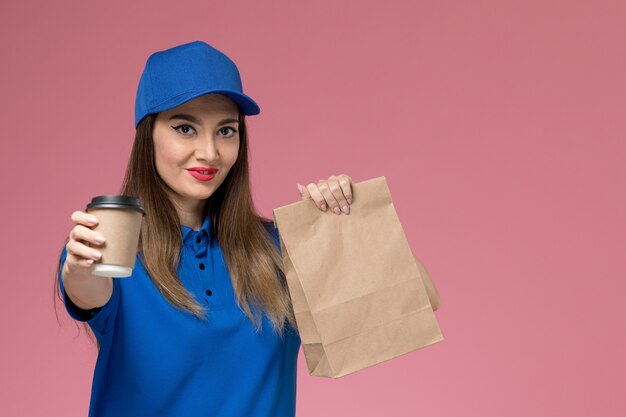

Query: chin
[196,186,219,200]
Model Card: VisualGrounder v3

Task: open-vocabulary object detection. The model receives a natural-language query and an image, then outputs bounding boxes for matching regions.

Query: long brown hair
[54,112,297,344]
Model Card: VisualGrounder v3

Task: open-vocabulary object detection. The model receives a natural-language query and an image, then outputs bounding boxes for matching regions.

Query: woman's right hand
[63,210,107,278]
[62,210,114,310]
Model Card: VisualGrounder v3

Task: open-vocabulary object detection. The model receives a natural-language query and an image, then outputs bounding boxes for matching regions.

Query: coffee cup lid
[86,195,145,214]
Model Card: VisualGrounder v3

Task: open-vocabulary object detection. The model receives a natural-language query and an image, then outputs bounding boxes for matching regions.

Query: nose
[194,135,220,162]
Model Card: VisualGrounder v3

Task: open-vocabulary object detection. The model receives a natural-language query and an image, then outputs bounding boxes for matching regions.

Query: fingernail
[342,205,350,214]
[92,251,102,259]
[94,235,106,244]
[347,197,352,204]
[297,184,304,195]
[321,204,327,211]
[87,216,98,225]
[333,207,341,215]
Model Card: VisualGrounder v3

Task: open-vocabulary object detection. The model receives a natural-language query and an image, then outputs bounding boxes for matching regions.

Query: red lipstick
[187,167,218,182]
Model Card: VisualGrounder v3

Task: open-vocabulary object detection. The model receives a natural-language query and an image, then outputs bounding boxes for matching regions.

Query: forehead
[161,93,239,117]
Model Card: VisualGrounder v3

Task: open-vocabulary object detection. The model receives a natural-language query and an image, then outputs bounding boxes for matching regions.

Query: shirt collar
[180,214,213,251]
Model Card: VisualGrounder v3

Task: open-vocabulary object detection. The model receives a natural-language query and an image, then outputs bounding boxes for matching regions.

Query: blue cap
[134,40,260,128]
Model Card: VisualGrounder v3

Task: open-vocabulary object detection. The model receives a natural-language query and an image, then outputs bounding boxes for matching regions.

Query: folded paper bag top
[272,176,444,378]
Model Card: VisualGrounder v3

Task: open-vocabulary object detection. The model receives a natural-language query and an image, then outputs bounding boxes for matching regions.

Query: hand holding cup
[84,195,145,278]
[63,211,108,279]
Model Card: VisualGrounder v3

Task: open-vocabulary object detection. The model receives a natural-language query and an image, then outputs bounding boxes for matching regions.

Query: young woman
[54,40,440,416]
[54,40,356,417]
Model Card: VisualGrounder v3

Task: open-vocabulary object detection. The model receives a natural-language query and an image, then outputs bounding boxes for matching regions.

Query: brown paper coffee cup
[86,195,145,278]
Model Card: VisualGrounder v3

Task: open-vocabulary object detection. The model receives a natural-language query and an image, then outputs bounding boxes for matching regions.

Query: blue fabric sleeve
[58,246,120,336]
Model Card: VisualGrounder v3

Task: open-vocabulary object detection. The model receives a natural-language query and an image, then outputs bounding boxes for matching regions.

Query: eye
[217,126,237,138]
[171,124,196,136]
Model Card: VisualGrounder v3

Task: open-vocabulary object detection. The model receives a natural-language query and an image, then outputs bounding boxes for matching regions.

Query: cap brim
[150,89,260,118]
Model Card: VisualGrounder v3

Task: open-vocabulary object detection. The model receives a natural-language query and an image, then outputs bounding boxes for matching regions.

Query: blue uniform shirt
[58,216,301,417]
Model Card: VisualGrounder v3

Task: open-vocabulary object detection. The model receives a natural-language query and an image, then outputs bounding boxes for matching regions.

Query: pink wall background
[1,0,624,415]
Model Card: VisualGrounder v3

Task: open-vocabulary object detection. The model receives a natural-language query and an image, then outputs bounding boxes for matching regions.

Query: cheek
[153,140,183,177]
[224,140,240,166]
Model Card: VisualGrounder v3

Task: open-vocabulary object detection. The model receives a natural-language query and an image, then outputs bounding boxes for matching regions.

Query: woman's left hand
[297,174,353,215]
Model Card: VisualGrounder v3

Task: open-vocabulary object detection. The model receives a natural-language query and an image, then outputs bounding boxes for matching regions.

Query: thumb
[297,183,310,200]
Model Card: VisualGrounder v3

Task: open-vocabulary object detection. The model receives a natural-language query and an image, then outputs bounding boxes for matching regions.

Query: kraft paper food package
[272,176,444,378]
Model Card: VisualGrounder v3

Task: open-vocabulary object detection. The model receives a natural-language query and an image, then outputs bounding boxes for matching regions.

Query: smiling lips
[187,167,218,181]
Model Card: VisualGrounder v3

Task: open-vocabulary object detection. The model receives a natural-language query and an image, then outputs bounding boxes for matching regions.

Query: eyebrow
[168,114,239,126]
